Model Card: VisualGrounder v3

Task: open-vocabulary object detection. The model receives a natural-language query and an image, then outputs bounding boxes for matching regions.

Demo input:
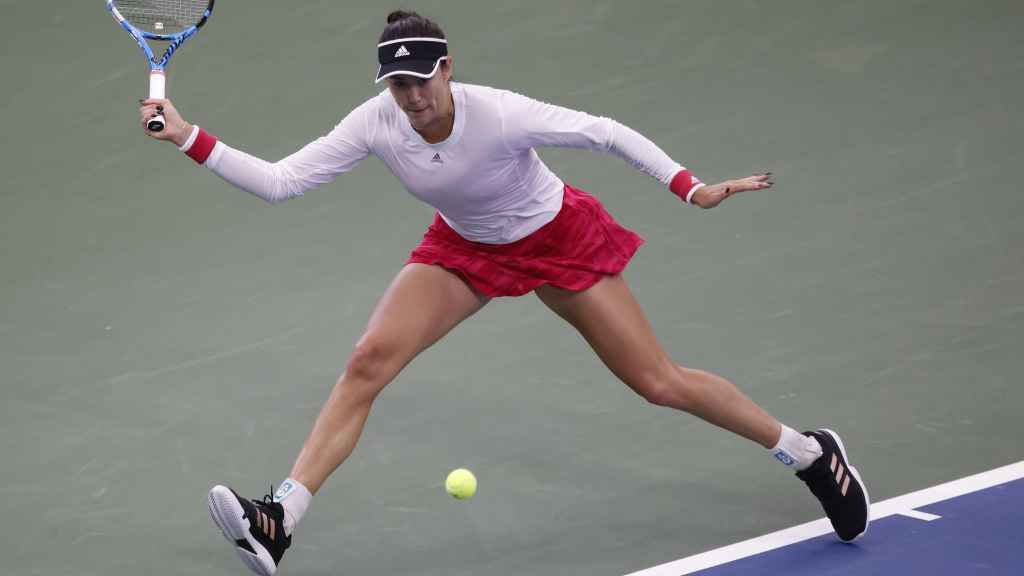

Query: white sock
[273,478,312,536]
[770,425,823,471]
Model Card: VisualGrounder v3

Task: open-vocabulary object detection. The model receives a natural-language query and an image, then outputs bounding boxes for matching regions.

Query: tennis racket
[106,0,215,132]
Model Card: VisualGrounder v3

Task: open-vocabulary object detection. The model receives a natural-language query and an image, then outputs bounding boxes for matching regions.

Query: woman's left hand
[691,173,774,209]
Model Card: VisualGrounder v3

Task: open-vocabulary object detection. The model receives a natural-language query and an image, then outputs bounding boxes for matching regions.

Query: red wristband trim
[186,128,218,164]
[669,169,696,202]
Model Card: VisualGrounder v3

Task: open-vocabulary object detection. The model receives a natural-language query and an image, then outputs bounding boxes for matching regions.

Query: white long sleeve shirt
[196,82,697,244]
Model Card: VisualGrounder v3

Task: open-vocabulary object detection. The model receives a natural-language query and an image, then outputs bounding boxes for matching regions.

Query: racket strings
[113,0,209,35]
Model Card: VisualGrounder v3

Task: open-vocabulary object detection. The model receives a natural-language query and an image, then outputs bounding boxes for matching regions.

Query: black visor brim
[375,57,447,83]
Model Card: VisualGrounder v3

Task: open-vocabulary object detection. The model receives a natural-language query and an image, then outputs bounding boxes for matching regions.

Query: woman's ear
[442,57,454,81]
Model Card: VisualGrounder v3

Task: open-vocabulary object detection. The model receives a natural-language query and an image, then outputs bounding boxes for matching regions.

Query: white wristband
[685,182,705,205]
[178,125,201,152]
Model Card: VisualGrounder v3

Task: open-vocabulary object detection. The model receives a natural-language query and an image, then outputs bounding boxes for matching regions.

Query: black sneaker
[796,428,870,542]
[208,485,292,576]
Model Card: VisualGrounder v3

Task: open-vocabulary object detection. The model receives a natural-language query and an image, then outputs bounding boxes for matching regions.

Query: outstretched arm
[138,98,372,204]
[499,90,773,208]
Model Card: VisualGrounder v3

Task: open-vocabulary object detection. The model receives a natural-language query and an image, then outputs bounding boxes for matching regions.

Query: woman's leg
[289,263,488,494]
[535,274,870,543]
[535,275,781,447]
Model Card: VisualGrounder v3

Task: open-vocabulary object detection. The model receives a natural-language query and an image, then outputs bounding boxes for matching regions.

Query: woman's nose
[408,85,426,102]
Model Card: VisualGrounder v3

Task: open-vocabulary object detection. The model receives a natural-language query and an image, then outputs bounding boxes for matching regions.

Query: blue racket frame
[106,0,215,131]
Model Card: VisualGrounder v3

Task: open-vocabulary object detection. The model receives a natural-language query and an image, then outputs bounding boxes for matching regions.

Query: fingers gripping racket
[106,0,215,132]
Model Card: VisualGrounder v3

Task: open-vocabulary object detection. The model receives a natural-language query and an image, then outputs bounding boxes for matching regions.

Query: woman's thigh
[534,275,673,391]
[354,263,489,377]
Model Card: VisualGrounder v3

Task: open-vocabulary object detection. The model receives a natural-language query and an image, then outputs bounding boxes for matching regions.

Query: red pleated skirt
[406,184,644,297]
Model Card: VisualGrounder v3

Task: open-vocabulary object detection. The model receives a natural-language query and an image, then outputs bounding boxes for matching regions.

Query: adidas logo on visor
[394,45,411,58]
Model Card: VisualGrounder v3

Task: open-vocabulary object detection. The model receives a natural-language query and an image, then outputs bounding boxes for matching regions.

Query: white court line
[896,509,941,522]
[624,460,1024,576]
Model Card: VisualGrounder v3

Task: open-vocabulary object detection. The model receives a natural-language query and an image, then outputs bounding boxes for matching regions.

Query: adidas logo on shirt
[431,153,443,164]
[394,45,411,58]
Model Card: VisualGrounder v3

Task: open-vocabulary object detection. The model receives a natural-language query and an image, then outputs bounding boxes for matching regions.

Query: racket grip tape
[148,70,167,132]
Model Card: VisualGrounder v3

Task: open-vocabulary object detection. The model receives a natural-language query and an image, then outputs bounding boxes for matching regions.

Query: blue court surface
[626,461,1024,576]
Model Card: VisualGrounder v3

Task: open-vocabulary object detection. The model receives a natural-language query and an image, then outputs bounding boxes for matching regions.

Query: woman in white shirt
[140,10,868,576]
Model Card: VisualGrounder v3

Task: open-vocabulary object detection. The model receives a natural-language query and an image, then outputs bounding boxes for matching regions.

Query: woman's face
[385,59,454,134]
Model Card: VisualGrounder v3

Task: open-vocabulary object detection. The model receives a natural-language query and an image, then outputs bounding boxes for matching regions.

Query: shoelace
[247,486,280,541]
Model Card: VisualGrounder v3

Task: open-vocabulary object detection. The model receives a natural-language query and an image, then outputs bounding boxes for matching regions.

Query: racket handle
[148,115,166,132]
[148,70,166,132]
[148,114,166,132]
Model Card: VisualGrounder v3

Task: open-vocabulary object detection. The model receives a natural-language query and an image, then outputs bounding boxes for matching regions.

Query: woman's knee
[342,335,403,397]
[633,363,699,410]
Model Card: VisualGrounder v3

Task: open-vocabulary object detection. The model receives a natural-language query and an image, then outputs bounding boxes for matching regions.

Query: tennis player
[139,11,870,575]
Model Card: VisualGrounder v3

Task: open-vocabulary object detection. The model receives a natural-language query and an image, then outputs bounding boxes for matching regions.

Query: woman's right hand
[139,98,193,147]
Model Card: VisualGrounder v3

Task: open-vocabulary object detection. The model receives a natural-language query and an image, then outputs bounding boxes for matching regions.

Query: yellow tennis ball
[445,468,477,500]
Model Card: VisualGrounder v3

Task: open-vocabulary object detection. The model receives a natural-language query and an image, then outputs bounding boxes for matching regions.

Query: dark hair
[379,10,446,43]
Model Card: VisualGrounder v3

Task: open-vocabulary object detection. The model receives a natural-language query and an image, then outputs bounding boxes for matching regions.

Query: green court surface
[2,1,1022,574]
